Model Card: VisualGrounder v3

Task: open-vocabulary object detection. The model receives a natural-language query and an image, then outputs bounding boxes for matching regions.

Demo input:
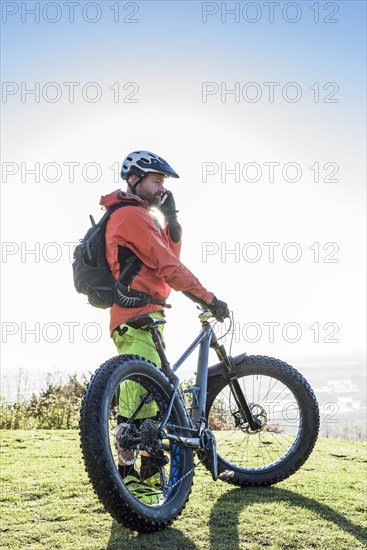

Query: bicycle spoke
[210,371,303,471]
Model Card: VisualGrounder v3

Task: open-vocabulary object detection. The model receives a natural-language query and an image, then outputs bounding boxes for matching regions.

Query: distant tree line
[1,373,365,441]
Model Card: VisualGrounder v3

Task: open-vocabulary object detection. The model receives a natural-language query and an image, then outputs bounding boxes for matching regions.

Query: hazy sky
[1,1,366,396]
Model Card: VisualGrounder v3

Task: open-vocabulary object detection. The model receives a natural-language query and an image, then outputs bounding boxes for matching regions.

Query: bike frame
[146,311,260,449]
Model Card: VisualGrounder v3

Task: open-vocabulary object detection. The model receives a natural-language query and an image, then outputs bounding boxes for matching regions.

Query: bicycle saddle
[125,314,166,330]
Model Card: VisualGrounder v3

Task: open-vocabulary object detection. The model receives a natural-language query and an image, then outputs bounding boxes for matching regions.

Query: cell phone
[160,190,169,206]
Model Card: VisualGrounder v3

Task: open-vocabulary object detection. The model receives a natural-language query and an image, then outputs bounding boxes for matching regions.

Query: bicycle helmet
[121,151,179,181]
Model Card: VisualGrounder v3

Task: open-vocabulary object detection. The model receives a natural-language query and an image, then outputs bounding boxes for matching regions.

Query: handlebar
[197,305,230,323]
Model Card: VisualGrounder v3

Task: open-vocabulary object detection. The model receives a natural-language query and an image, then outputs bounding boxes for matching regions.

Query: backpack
[73,202,167,310]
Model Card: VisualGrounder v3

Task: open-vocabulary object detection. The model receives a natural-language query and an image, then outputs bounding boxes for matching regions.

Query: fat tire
[80,355,194,533]
[206,354,319,487]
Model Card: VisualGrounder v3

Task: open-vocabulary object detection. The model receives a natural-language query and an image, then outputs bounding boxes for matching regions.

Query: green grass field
[1,430,366,549]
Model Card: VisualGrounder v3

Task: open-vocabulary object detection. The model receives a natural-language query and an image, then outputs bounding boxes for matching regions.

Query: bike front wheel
[206,355,319,486]
[80,355,194,533]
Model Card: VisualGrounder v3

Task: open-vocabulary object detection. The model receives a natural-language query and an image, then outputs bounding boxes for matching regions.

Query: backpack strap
[106,200,141,217]
[106,201,143,288]
[106,200,171,309]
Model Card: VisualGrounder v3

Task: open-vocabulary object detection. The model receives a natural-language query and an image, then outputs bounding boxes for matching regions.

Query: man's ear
[128,174,140,186]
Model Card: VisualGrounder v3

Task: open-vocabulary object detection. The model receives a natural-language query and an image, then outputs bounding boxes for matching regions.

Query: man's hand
[208,297,230,322]
[159,190,178,222]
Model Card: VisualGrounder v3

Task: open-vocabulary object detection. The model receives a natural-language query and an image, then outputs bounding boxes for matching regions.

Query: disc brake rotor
[233,403,268,434]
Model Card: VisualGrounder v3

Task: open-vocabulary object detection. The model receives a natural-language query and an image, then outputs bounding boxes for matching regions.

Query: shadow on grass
[107,522,199,550]
[105,486,366,549]
[209,486,367,549]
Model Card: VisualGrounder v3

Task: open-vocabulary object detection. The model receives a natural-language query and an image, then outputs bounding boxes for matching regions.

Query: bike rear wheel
[206,355,319,486]
[80,355,194,533]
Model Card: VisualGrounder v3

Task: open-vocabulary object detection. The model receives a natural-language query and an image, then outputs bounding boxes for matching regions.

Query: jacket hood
[99,190,147,209]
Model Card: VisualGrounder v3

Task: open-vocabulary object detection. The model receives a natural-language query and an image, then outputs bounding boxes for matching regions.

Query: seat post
[148,326,170,371]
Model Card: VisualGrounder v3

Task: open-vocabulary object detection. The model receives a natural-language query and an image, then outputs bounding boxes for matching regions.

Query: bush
[1,374,232,431]
[0,374,88,429]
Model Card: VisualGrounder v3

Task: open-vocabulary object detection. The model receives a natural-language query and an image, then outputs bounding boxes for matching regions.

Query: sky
[1,1,366,408]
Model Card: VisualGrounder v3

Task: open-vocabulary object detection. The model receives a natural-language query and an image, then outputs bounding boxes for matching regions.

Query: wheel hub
[233,403,268,434]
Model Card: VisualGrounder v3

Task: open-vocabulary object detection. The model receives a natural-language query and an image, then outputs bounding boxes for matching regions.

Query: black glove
[208,297,230,322]
[159,190,178,222]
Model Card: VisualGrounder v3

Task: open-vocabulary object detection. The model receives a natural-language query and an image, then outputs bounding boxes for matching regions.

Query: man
[100,150,229,499]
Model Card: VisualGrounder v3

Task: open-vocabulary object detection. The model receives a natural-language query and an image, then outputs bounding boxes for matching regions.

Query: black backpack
[73,202,167,310]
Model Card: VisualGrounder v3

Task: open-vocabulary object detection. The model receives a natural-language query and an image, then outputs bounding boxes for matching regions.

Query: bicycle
[80,308,319,533]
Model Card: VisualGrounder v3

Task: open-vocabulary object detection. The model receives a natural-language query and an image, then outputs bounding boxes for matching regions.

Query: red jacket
[100,190,214,334]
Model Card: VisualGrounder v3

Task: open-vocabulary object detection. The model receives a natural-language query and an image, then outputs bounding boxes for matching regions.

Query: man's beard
[147,194,162,207]
[132,182,162,206]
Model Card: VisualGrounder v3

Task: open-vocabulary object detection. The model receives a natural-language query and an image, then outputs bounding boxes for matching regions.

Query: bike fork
[211,339,261,431]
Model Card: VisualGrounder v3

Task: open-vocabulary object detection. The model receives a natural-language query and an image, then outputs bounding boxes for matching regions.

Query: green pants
[112,312,165,419]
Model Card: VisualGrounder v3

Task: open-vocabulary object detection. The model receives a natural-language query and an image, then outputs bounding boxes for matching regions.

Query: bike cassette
[140,419,161,447]
[140,419,169,465]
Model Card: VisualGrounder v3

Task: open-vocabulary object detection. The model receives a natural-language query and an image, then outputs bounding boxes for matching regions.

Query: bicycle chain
[164,455,205,493]
[113,420,206,492]
[166,423,198,433]
[163,424,217,491]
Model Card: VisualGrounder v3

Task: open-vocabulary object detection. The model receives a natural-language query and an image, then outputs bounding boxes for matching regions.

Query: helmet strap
[127,176,144,195]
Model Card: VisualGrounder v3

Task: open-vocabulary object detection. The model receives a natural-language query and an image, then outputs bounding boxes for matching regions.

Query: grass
[1,430,366,549]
